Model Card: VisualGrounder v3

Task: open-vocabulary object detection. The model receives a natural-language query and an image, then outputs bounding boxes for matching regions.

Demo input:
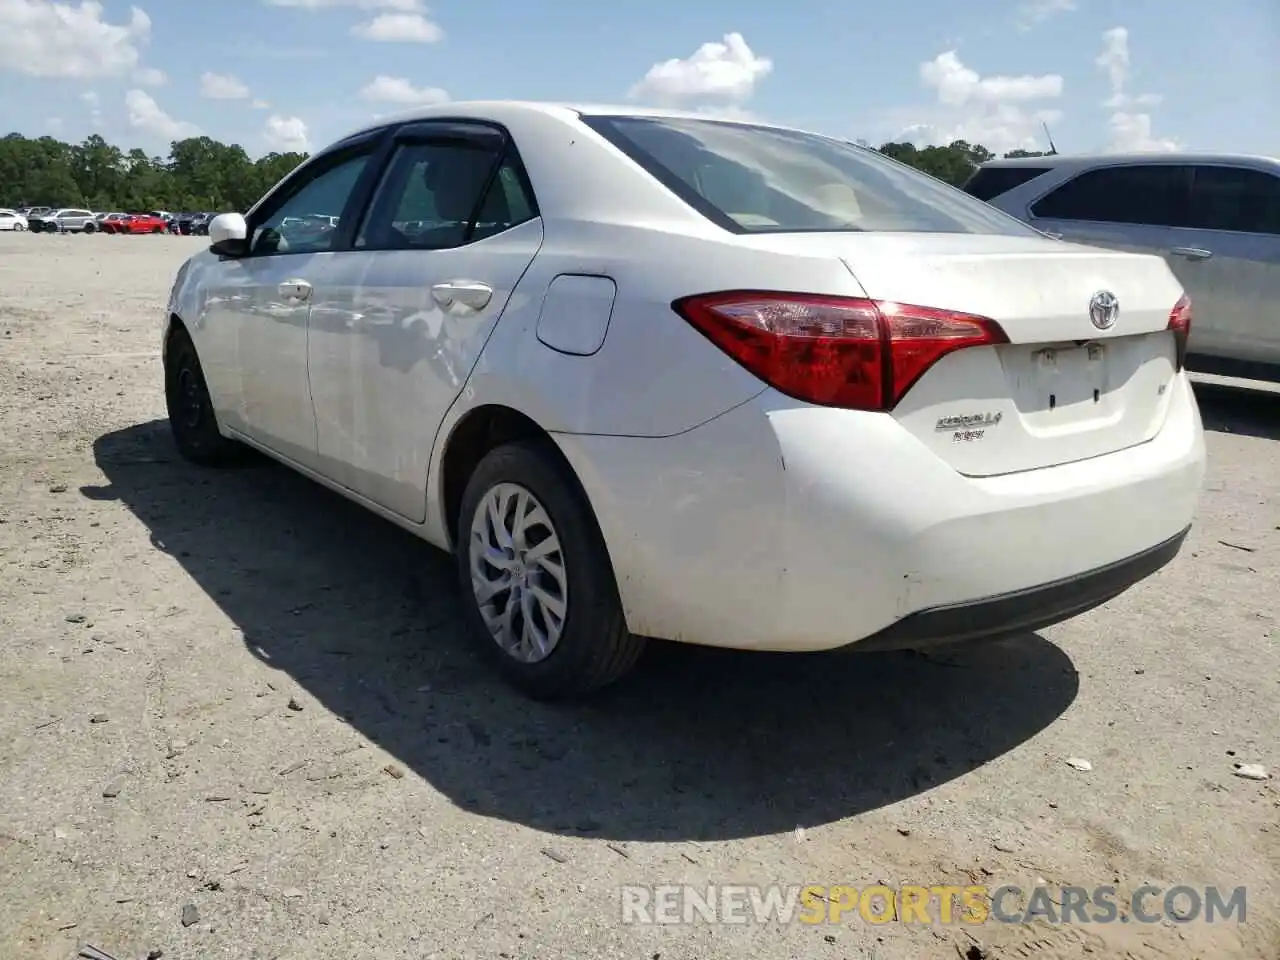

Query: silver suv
[966,154,1280,380]
[28,208,98,233]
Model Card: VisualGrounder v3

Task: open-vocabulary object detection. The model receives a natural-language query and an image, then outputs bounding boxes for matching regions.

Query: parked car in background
[97,213,133,233]
[27,208,97,233]
[967,153,1280,380]
[102,212,168,234]
[19,206,52,219]
[0,208,28,231]
[162,102,1206,699]
[176,211,215,235]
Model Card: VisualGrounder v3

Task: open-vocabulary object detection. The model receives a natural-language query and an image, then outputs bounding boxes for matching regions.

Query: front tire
[456,440,645,699]
[164,328,242,466]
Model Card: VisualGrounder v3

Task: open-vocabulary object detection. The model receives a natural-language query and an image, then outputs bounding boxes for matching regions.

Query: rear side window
[582,115,1039,237]
[963,166,1052,201]
[1188,166,1280,235]
[355,141,536,250]
[1031,165,1191,226]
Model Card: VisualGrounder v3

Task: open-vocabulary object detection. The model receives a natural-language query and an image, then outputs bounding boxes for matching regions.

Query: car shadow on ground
[88,420,1079,843]
[1192,378,1280,441]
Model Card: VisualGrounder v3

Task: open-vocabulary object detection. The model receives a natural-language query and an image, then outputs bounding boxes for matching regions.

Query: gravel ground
[1,231,1277,960]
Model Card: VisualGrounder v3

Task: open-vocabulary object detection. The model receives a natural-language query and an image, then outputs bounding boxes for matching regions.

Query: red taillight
[1168,293,1192,371]
[672,291,1008,412]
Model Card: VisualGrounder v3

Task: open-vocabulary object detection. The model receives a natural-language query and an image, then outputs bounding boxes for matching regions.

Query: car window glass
[251,152,370,256]
[963,166,1052,201]
[1188,166,1280,235]
[355,140,533,250]
[582,115,1038,236]
[1030,165,1190,226]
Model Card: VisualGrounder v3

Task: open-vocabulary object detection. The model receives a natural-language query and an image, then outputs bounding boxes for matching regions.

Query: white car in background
[162,102,1207,699]
[0,209,28,231]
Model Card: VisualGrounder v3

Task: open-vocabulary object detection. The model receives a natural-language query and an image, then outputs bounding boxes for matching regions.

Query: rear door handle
[277,279,312,301]
[1171,246,1213,261]
[431,280,493,311]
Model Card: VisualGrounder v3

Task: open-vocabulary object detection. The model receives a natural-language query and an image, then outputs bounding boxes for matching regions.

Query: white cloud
[1096,27,1178,152]
[82,88,103,127]
[886,50,1064,156]
[629,32,772,105]
[1095,27,1130,95]
[920,51,1063,106]
[200,71,251,100]
[1014,0,1076,32]
[264,114,309,152]
[252,98,270,109]
[0,0,151,79]
[359,74,448,105]
[351,11,441,42]
[265,0,443,44]
[125,89,199,140]
[895,106,1065,157]
[133,65,166,86]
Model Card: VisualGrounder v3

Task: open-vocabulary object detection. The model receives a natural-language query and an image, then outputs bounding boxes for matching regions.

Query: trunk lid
[740,232,1186,476]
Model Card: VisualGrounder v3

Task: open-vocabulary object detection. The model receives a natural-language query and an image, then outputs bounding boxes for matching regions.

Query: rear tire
[455,439,645,700]
[164,327,243,466]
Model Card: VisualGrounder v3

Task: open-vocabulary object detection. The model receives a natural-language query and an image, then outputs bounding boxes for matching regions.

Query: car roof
[334,99,843,144]
[980,152,1280,169]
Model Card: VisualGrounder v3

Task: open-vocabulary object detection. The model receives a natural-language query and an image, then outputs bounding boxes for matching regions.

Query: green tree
[0,129,311,212]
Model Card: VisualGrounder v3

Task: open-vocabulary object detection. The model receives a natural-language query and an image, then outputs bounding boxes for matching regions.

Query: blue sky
[1,0,1277,159]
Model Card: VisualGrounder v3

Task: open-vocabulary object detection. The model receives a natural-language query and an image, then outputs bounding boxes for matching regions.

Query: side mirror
[209,212,249,257]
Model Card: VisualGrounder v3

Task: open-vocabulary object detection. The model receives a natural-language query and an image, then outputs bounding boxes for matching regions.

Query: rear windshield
[963,165,1053,201]
[581,115,1038,237]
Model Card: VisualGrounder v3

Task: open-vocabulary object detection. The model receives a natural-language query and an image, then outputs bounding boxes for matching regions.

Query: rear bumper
[852,524,1189,651]
[555,371,1206,653]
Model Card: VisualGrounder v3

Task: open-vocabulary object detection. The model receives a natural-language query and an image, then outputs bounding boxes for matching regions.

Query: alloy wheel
[468,482,568,663]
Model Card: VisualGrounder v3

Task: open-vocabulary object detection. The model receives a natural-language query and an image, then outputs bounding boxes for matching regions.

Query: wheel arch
[436,403,595,555]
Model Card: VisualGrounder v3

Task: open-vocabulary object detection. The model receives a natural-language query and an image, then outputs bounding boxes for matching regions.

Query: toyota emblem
[1089,290,1119,330]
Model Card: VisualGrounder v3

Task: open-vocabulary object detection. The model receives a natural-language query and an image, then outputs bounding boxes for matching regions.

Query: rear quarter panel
[457,219,868,438]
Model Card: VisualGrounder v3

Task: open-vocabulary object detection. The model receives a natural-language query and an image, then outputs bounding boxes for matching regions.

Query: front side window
[251,152,371,255]
[1188,166,1280,235]
[354,139,536,250]
[581,115,1037,236]
[1030,165,1192,226]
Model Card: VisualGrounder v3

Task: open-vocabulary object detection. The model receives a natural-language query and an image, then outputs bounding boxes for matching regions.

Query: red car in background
[101,212,169,235]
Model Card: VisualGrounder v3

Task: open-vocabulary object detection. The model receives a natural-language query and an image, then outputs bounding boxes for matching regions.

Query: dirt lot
[0,231,1277,960]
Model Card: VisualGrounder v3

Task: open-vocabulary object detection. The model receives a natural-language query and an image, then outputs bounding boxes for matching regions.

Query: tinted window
[251,152,371,255]
[1031,165,1191,226]
[963,166,1053,201]
[1188,166,1280,235]
[583,115,1038,236]
[355,140,535,250]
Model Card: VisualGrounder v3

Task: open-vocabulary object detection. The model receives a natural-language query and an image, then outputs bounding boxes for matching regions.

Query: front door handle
[278,279,313,301]
[1171,246,1213,261]
[431,280,493,311]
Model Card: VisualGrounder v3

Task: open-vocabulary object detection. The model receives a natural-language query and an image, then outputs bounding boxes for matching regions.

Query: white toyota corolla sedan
[163,101,1207,698]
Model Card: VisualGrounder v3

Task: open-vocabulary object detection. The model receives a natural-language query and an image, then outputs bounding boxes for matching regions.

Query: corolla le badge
[935,412,1002,432]
[1089,290,1119,331]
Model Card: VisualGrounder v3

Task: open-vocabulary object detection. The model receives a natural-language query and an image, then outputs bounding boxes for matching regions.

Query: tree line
[0,130,1051,213]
